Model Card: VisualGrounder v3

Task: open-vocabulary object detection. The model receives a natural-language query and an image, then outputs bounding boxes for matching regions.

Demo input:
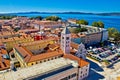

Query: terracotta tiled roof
[34,21,62,25]
[2,38,14,42]
[63,54,89,67]
[71,33,79,38]
[0,49,10,70]
[1,35,33,43]
[14,45,32,62]
[70,49,76,54]
[49,44,59,51]
[0,58,10,71]
[71,42,79,49]
[14,45,64,63]
[1,49,7,54]
[22,39,54,46]
[19,29,39,32]
[29,50,64,62]
[0,41,3,46]
[0,31,19,37]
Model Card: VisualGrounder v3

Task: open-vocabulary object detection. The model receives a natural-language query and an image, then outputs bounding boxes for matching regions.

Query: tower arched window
[66,37,69,40]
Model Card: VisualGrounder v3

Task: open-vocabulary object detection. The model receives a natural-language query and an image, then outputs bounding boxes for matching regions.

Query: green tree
[75,28,87,33]
[98,21,104,28]
[46,16,61,21]
[69,27,87,33]
[92,21,104,28]
[108,27,120,43]
[30,17,34,20]
[113,32,120,44]
[76,20,88,25]
[108,28,119,38]
[80,27,88,32]
[14,27,20,32]
[99,42,104,47]
[0,15,16,19]
[92,22,99,27]
[30,16,42,20]
[36,16,42,20]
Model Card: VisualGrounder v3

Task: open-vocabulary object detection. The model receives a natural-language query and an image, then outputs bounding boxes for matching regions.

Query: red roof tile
[64,54,89,67]
[0,49,10,70]
[14,45,64,63]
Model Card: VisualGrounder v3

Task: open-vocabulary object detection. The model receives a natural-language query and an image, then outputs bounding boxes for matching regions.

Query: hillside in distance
[1,12,120,16]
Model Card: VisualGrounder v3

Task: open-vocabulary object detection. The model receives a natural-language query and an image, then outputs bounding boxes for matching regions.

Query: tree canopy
[114,32,120,42]
[108,27,120,43]
[108,28,119,38]
[92,21,104,28]
[30,16,43,20]
[14,27,20,32]
[45,16,61,21]
[76,20,88,25]
[0,15,16,19]
[76,27,87,33]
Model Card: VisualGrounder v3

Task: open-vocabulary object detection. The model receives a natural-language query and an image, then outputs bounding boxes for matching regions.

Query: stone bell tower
[61,27,71,54]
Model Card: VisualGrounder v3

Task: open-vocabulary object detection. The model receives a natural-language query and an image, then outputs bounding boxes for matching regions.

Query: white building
[64,54,90,80]
[78,64,90,80]
[101,29,108,42]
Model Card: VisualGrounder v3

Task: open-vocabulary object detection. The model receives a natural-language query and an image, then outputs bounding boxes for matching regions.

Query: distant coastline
[0,11,120,31]
[1,12,120,16]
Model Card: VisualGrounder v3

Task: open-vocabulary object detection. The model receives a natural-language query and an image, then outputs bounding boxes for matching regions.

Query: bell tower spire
[61,27,71,54]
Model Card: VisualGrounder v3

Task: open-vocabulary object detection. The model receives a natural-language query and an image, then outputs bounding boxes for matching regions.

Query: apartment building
[83,32,102,46]
[75,25,108,46]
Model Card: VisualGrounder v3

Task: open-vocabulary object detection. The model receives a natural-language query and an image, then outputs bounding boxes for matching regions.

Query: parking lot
[87,46,120,66]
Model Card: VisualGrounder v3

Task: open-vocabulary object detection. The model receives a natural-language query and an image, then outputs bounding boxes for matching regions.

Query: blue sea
[16,13,120,31]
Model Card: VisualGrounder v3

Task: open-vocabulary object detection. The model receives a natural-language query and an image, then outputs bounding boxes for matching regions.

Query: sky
[0,0,120,13]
